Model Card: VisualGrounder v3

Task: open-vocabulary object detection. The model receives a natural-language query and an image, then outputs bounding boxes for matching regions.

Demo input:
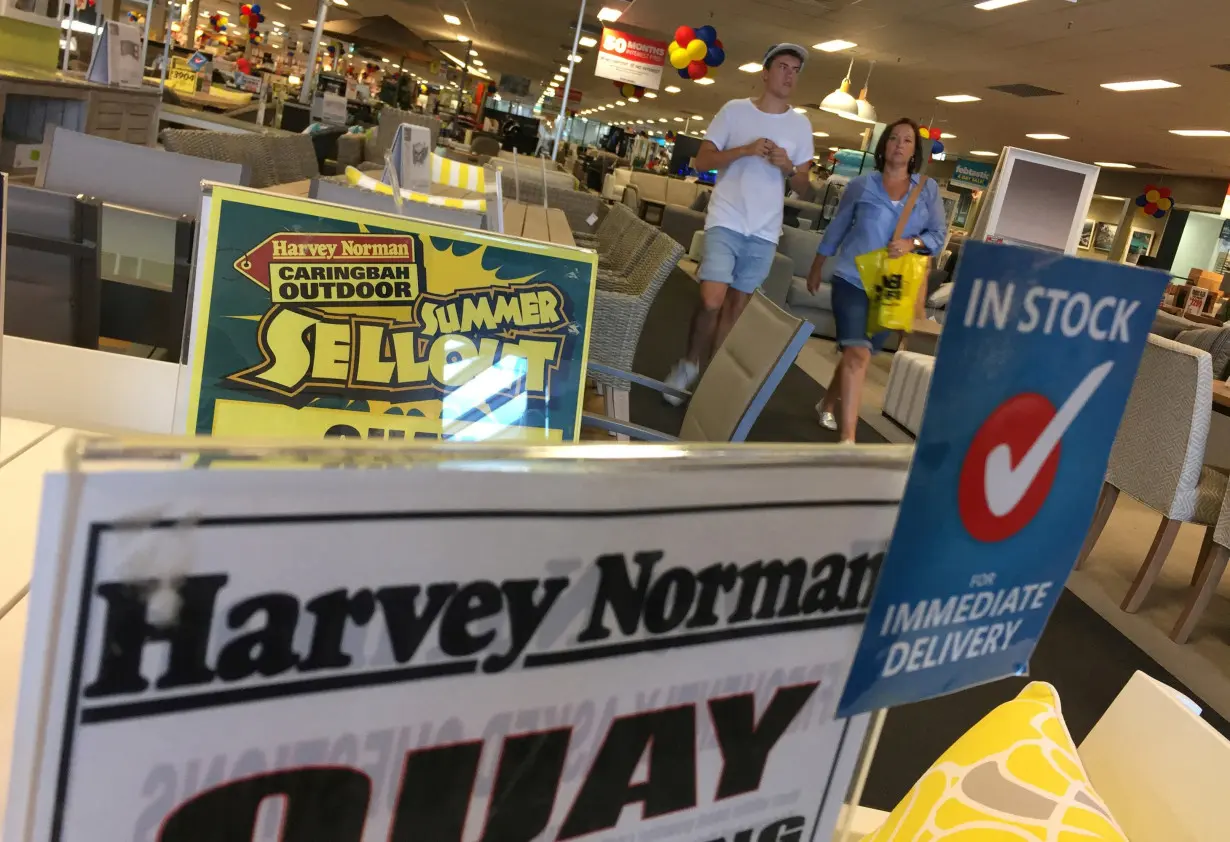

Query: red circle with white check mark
[958,393,1061,543]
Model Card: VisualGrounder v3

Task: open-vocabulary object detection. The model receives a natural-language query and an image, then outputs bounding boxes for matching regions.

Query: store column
[298,0,329,104]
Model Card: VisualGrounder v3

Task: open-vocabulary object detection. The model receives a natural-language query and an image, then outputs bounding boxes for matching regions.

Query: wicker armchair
[596,216,657,290]
[575,203,636,251]
[159,130,318,187]
[588,233,684,392]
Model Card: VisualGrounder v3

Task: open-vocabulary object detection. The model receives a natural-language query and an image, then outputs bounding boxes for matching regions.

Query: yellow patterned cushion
[866,682,1127,841]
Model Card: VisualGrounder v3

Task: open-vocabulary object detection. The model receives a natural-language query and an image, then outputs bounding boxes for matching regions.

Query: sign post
[839,242,1167,716]
[6,441,910,842]
[180,185,596,442]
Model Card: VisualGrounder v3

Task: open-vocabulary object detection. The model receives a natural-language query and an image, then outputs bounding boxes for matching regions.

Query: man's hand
[887,237,915,258]
[743,138,775,159]
[806,255,826,294]
[769,147,794,175]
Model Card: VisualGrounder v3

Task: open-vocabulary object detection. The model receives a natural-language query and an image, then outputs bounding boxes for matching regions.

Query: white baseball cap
[763,43,808,68]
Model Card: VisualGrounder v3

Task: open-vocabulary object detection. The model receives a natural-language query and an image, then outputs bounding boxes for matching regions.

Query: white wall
[1171,212,1223,280]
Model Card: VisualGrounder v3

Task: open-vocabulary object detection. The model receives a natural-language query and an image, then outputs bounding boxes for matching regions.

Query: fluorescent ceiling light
[276,2,290,8]
[472,60,483,66]
[1096,195,1127,201]
[694,77,714,85]
[974,0,1031,9]
[940,132,956,139]
[458,34,470,41]
[392,64,400,69]
[628,96,639,102]
[643,91,657,98]
[579,36,597,48]
[553,74,564,81]
[936,94,980,103]
[693,115,703,120]
[443,13,461,25]
[814,40,856,52]
[616,100,626,106]
[272,20,284,27]
[969,150,998,156]
[1094,162,1134,168]
[1026,133,1069,140]
[470,50,478,56]
[792,107,806,113]
[1101,79,1180,92]
[673,116,683,122]
[1170,129,1230,137]
[597,7,622,22]
[739,62,762,73]
[381,57,389,63]
[659,118,668,123]
[332,0,347,6]
[664,85,680,93]
[812,131,829,137]
[829,146,839,151]
[569,54,582,62]
[559,65,569,73]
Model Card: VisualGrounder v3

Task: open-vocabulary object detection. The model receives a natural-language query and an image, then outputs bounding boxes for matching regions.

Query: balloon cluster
[239,4,264,41]
[919,126,943,156]
[1136,185,1173,219]
[208,12,228,31]
[668,25,724,81]
[126,9,143,24]
[612,81,646,98]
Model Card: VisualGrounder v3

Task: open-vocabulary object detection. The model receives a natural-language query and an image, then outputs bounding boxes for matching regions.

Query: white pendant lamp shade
[820,59,858,117]
[846,61,877,124]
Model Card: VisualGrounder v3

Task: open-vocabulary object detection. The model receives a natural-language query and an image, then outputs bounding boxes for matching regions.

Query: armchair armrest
[581,412,679,442]
[586,362,691,402]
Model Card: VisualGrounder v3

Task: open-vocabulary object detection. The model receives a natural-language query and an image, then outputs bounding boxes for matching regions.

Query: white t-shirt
[702,98,815,243]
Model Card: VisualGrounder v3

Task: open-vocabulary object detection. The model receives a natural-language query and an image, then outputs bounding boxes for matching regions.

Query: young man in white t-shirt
[664,43,816,402]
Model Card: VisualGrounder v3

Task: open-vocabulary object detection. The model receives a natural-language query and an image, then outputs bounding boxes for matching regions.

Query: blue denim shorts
[832,276,892,352]
[698,226,777,294]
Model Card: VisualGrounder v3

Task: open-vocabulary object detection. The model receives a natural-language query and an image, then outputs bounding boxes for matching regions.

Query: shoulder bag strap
[892,175,929,242]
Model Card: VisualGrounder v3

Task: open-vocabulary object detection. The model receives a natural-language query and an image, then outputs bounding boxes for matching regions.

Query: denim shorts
[698,226,777,294]
[832,276,892,352]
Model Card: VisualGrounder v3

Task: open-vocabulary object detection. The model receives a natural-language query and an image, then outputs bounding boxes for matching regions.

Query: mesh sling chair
[583,291,814,442]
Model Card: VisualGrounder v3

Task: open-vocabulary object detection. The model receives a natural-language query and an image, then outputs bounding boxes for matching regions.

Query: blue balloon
[695,24,717,44]
[251,3,260,12]
[704,46,725,67]
[932,139,944,155]
[1136,194,1148,206]
[678,67,690,79]
[1154,209,1166,218]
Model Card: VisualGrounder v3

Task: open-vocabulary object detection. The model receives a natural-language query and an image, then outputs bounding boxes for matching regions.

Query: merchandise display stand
[4,437,911,842]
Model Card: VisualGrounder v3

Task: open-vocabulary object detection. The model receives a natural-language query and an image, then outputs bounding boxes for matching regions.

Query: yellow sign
[167,58,198,94]
[183,186,597,442]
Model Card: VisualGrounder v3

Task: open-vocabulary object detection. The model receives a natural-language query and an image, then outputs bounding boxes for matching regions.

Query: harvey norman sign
[7,452,907,842]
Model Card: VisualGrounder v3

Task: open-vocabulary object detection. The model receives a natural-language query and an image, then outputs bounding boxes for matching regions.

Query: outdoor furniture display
[575,203,636,251]
[159,129,319,189]
[596,215,658,289]
[583,291,813,442]
[586,233,685,394]
[1077,335,1228,615]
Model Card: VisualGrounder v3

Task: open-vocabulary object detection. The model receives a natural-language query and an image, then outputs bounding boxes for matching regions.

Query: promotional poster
[183,186,596,442]
[594,27,668,90]
[9,450,910,842]
[839,242,1167,716]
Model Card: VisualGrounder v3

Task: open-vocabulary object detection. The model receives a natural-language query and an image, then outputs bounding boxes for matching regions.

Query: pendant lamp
[848,60,877,124]
[820,58,858,118]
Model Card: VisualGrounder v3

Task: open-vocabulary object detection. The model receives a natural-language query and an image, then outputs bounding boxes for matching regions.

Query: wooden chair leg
[1122,517,1183,613]
[1075,483,1119,570]
[1172,544,1230,643]
[1192,526,1215,586]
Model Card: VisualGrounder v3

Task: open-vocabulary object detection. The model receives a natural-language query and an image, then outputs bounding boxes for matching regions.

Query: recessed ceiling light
[969,150,998,156]
[443,13,461,25]
[1169,129,1230,137]
[553,74,564,81]
[381,57,389,63]
[579,36,597,48]
[940,132,956,139]
[470,50,478,56]
[739,62,762,73]
[1094,162,1134,168]
[813,39,856,52]
[569,54,582,62]
[936,94,980,103]
[665,85,680,93]
[829,146,839,151]
[659,118,668,123]
[272,20,284,27]
[392,64,400,69]
[472,60,483,67]
[792,107,806,113]
[458,34,470,41]
[974,0,1031,9]
[813,131,829,137]
[694,77,714,85]
[1026,133,1069,140]
[616,100,626,106]
[643,91,657,98]
[692,115,703,120]
[597,7,622,22]
[672,116,683,122]
[1101,79,1180,92]
[332,0,347,6]
[628,96,639,102]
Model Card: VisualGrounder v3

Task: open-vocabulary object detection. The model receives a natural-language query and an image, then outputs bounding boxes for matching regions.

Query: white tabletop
[0,418,54,466]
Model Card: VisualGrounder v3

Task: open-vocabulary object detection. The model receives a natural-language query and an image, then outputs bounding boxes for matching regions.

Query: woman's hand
[806,255,826,294]
[887,237,914,258]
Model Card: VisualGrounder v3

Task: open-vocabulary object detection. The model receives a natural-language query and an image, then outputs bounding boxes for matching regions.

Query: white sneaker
[663,360,699,406]
[816,403,838,431]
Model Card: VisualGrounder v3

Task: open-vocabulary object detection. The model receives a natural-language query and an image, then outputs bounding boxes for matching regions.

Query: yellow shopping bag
[855,249,929,334]
[853,174,931,337]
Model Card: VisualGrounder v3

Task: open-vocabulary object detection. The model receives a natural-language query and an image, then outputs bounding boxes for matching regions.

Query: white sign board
[5,450,907,842]
[594,27,668,91]
[86,21,144,89]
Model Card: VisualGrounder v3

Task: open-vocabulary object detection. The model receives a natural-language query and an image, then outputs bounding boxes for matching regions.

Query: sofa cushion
[665,178,697,207]
[1152,309,1199,339]
[1176,327,1230,379]
[786,276,833,311]
[629,171,667,203]
[690,189,711,213]
[776,225,823,274]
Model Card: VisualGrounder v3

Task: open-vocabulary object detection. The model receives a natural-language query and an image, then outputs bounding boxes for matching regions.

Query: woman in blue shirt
[806,117,947,442]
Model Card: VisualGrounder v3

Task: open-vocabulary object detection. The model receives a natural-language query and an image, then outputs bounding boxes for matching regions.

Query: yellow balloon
[669,40,680,53]
[686,38,708,62]
[1145,189,1160,203]
[919,127,930,139]
[670,49,690,69]
[1158,197,1173,211]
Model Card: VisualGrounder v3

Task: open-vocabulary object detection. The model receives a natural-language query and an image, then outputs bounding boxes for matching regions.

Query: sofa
[603,168,711,224]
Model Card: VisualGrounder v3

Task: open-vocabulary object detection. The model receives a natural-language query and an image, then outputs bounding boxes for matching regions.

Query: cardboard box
[1188,268,1224,291]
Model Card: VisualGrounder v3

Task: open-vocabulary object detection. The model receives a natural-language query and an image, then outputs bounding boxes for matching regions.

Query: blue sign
[838,242,1166,716]
[187,51,209,72]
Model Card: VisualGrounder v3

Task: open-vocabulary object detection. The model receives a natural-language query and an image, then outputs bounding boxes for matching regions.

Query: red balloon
[1159,186,1172,199]
[687,59,707,79]
[1144,202,1158,215]
[675,25,695,46]
[715,39,724,49]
